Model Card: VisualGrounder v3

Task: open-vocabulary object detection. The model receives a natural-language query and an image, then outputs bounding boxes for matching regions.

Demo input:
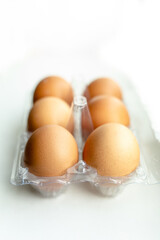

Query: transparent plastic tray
[11,75,160,197]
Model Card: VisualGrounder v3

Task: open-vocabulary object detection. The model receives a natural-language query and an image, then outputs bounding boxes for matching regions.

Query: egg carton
[11,74,160,197]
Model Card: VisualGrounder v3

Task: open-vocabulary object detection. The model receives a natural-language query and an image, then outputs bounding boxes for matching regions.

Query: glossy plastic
[11,76,160,197]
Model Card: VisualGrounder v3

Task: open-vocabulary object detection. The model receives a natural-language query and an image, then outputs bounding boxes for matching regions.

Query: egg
[88,95,130,129]
[28,97,72,132]
[33,76,73,105]
[83,123,140,177]
[84,77,122,100]
[24,125,78,177]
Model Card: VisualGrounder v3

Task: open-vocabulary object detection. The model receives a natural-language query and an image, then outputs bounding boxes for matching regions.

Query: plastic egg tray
[11,74,160,197]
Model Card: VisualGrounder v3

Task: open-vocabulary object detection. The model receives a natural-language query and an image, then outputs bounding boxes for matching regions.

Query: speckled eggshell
[84,77,122,100]
[83,123,140,177]
[28,97,72,132]
[24,125,79,177]
[88,95,130,129]
[33,76,73,105]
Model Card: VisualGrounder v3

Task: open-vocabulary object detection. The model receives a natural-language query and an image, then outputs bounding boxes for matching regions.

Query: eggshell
[24,125,79,177]
[84,77,122,100]
[28,97,72,132]
[83,123,140,177]
[33,76,73,105]
[88,95,130,129]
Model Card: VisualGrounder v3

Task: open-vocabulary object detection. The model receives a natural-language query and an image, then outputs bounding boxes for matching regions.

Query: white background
[0,0,160,240]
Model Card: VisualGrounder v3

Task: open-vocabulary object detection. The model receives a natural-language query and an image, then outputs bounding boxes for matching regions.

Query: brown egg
[88,95,130,129]
[33,76,73,105]
[84,77,122,100]
[83,123,140,177]
[28,97,72,132]
[24,125,78,177]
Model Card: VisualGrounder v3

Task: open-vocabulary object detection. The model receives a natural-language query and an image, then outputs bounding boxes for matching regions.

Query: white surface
[1,0,160,240]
